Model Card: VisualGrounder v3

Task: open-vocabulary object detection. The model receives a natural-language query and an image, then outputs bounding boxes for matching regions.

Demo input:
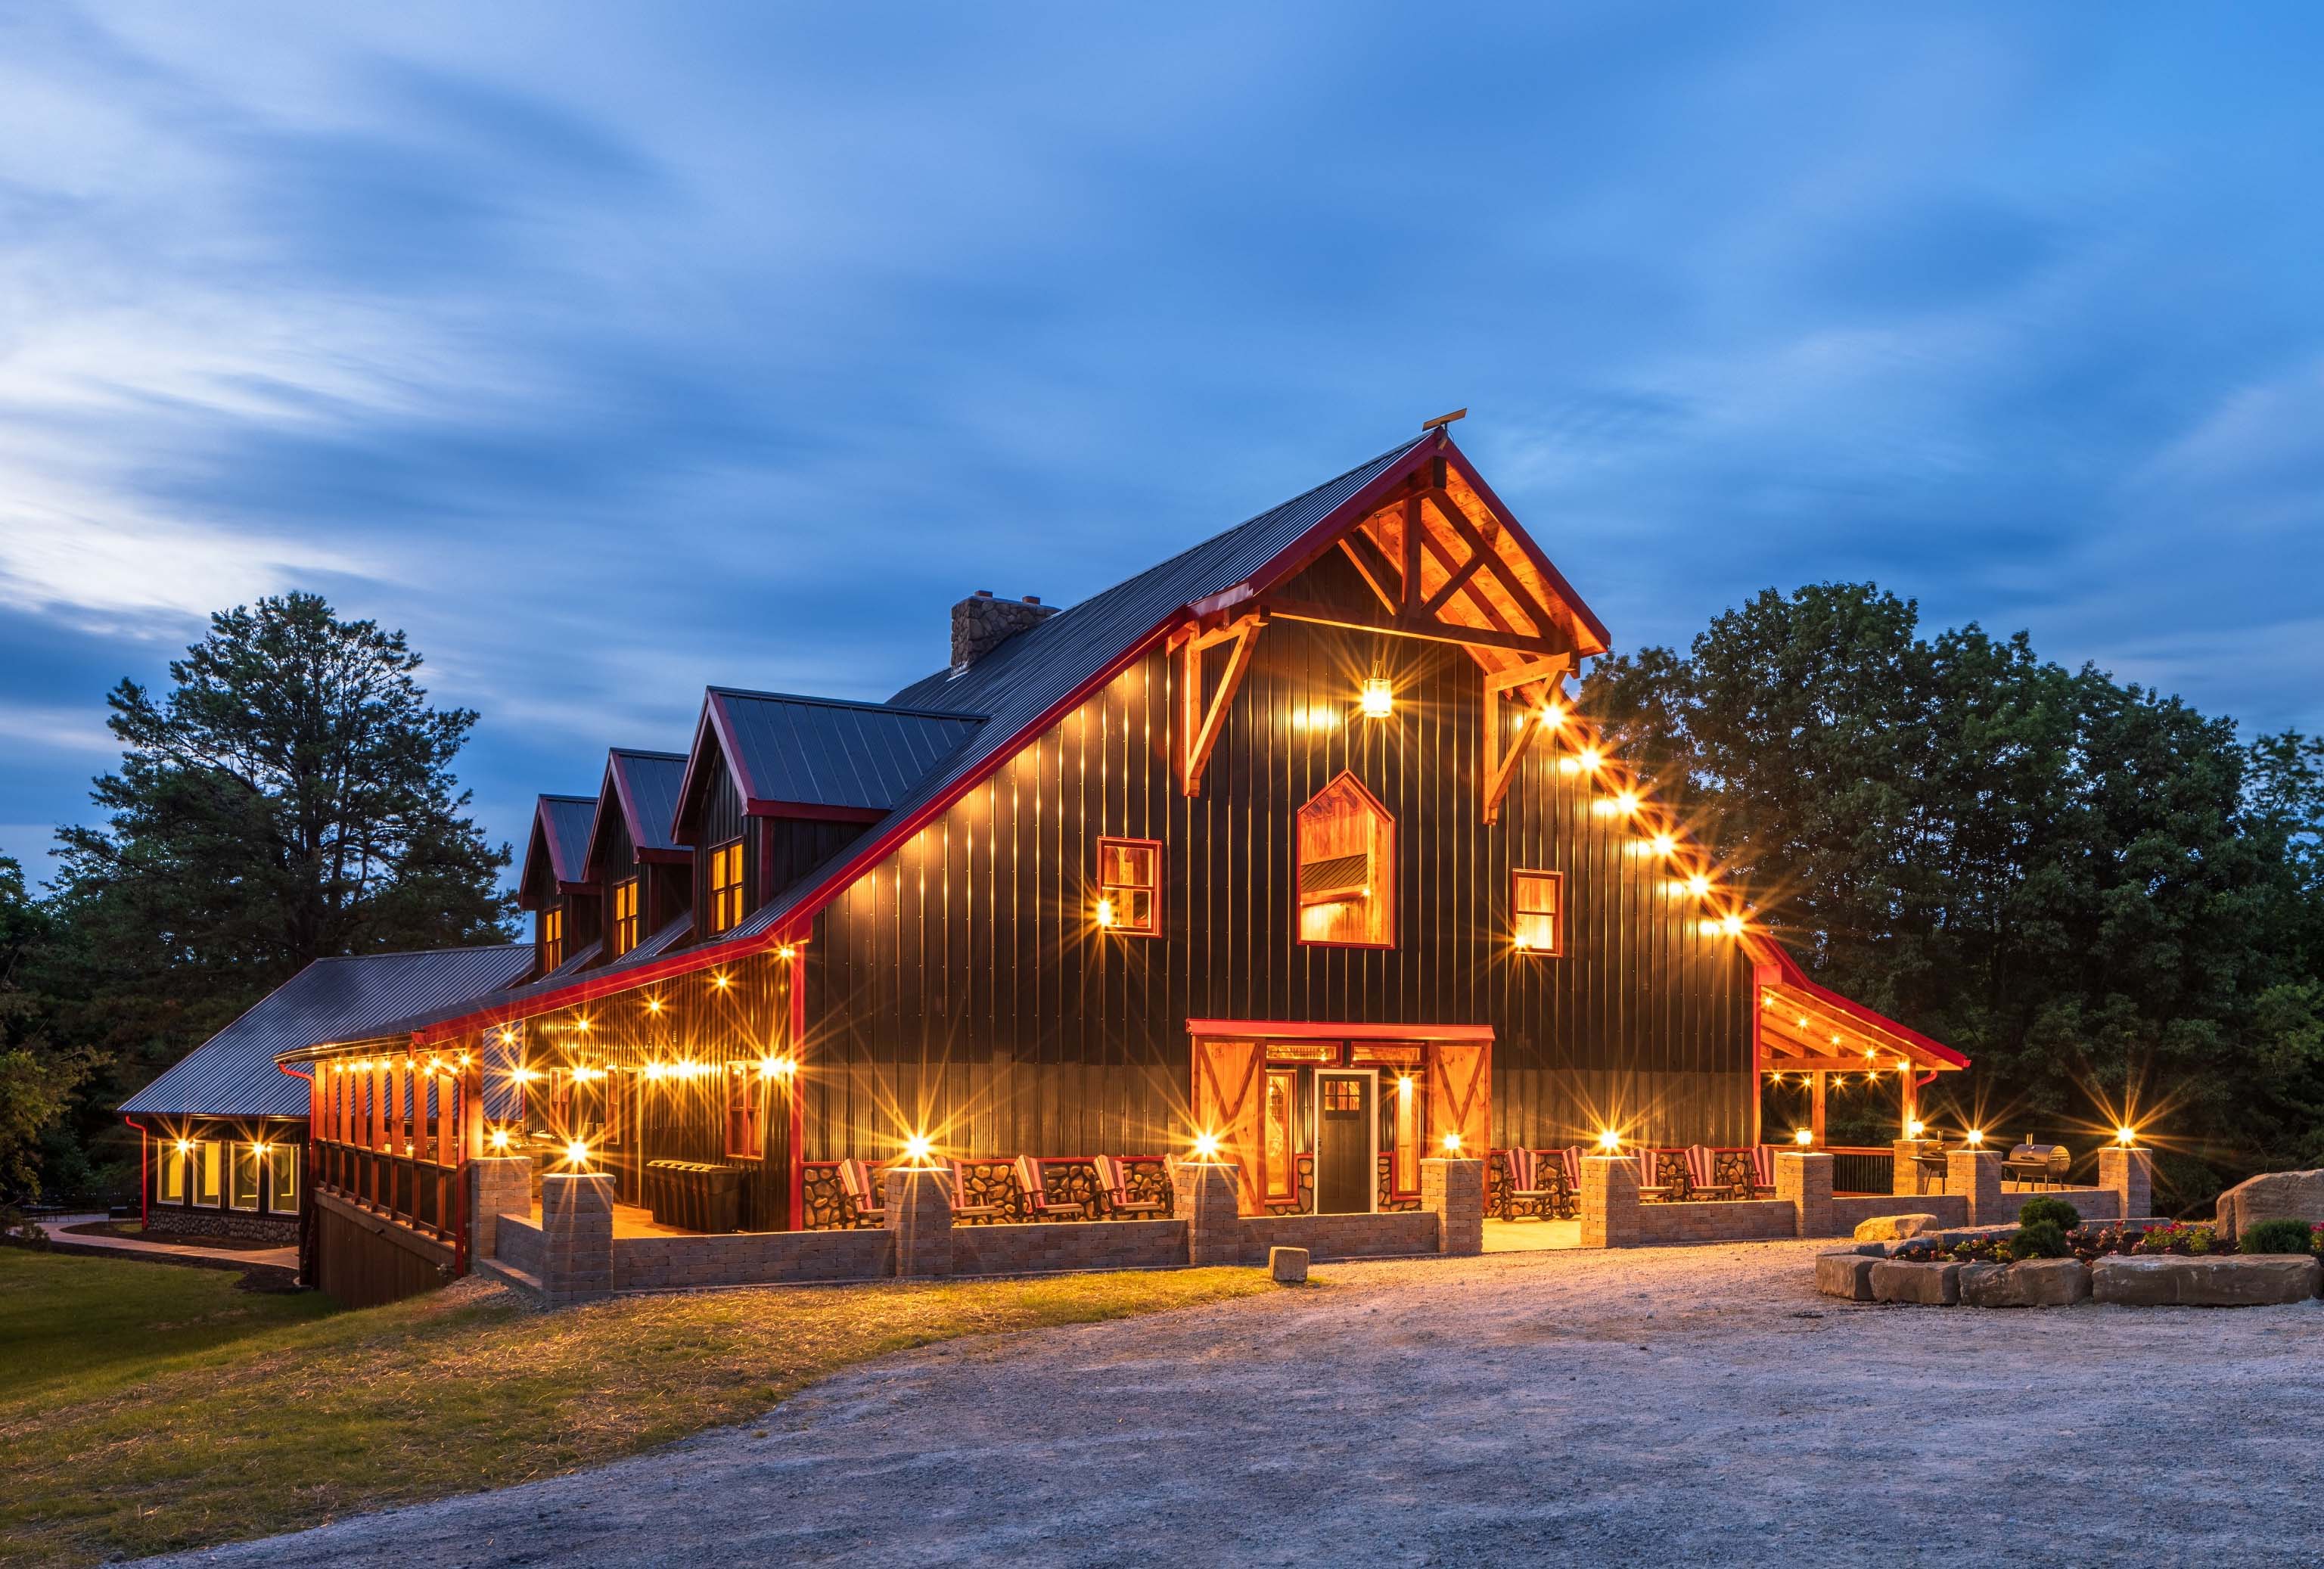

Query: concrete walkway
[141,1238,2324,1567]
[34,1213,298,1272]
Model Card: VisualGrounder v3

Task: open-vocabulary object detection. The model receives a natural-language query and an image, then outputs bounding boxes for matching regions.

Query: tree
[1586,583,2324,1203]
[46,593,513,1167]
[0,854,90,1204]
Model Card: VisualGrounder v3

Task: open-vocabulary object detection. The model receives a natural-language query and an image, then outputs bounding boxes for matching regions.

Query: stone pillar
[539,1171,614,1305]
[1421,1157,1485,1256]
[2099,1146,2154,1222]
[1947,1149,2003,1227]
[1171,1160,1245,1266]
[465,1154,535,1267]
[884,1167,955,1279]
[1891,1139,1943,1198]
[1580,1155,1639,1248]
[1777,1151,1834,1238]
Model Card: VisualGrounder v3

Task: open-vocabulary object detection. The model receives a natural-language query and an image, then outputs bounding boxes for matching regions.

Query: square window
[1513,869,1563,955]
[1096,837,1161,936]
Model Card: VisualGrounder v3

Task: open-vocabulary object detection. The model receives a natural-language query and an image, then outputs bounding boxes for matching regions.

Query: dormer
[669,687,987,943]
[517,794,601,977]
[580,748,693,965]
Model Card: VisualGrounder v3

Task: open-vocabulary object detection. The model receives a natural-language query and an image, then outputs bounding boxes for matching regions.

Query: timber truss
[1173,454,1577,819]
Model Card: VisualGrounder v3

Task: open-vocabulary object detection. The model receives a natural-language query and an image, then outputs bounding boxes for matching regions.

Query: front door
[1314,1071,1375,1215]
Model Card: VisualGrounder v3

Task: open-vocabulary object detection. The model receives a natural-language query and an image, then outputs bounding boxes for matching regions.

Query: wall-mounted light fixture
[1359,676,1393,719]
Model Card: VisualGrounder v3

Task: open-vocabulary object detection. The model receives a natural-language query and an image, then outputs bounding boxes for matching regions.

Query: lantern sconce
[1095,896,1117,930]
[1793,1126,1814,1148]
[1359,676,1393,719]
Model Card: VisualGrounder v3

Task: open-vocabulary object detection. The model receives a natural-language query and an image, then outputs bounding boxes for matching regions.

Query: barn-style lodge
[125,425,2008,1306]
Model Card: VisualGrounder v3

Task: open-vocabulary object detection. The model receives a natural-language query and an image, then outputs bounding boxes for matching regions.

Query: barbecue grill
[2002,1142,2071,1189]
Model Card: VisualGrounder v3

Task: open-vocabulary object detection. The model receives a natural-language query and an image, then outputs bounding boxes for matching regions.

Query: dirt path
[148,1241,2324,1566]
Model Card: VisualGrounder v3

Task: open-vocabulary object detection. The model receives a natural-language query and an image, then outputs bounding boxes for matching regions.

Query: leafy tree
[0,854,90,1203]
[1587,583,2324,1201]
[44,592,513,1176]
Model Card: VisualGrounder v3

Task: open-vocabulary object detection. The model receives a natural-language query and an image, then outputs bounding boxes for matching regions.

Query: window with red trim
[1512,869,1563,955]
[1297,773,1394,946]
[1095,837,1161,935]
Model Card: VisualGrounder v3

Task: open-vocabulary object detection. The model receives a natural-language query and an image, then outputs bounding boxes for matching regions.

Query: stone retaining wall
[614,1227,896,1291]
[1244,1212,1439,1263]
[146,1207,298,1245]
[495,1214,543,1279]
[1832,1193,1968,1232]
[949,1219,1186,1276]
[1634,1198,1799,1244]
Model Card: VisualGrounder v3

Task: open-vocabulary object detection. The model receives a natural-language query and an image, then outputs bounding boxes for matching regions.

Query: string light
[645,997,663,1014]
[712,972,731,989]
[1686,874,1711,897]
[757,1056,795,1078]
[777,945,797,961]
[1651,833,1676,856]
[1539,704,1565,730]
[1577,746,1602,772]
[1612,789,1641,816]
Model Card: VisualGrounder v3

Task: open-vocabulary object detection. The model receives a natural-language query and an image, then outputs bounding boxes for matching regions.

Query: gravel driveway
[149,1241,2324,1567]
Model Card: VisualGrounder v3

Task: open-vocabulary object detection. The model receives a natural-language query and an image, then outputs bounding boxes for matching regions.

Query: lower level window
[156,1142,186,1203]
[266,1144,299,1211]
[229,1145,262,1211]
[194,1141,222,1205]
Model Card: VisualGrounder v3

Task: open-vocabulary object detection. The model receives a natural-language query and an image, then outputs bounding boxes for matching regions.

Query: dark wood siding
[694,768,750,938]
[803,607,1754,1163]
[763,819,869,906]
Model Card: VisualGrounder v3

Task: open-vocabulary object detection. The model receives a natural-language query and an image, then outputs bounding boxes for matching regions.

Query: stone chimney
[950,590,1058,675]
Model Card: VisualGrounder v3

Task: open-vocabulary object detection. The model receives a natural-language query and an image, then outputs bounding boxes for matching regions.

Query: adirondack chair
[1013,1154,1089,1220]
[1682,1144,1743,1201]
[1500,1148,1555,1219]
[835,1158,886,1225]
[1095,1154,1167,1217]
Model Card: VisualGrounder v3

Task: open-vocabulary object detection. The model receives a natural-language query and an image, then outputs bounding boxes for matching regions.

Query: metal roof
[707,689,986,814]
[520,794,598,905]
[117,944,532,1118]
[609,749,687,853]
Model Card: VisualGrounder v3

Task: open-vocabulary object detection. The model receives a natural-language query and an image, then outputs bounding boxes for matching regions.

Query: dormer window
[708,839,746,935]
[1296,772,1394,947]
[610,877,639,957]
[539,906,564,971]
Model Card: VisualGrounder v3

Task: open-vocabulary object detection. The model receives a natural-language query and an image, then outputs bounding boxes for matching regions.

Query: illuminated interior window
[1391,1073,1422,1195]
[195,1140,222,1205]
[610,877,639,957]
[266,1143,299,1211]
[725,1066,763,1160]
[539,906,565,971]
[1263,1069,1298,1204]
[708,840,746,934]
[1296,772,1394,946]
[1512,869,1564,955]
[229,1143,261,1211]
[156,1142,185,1204]
[1096,837,1161,935]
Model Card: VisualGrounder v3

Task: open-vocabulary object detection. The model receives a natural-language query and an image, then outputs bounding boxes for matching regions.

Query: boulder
[1816,1250,1878,1301]
[1854,1213,1941,1242]
[1268,1245,1310,1285]
[2214,1170,2324,1242]
[1959,1257,2090,1308]
[1870,1259,1960,1305]
[2092,1254,2319,1307]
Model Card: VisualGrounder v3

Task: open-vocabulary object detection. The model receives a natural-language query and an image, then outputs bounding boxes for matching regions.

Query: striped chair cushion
[1639,1148,1663,1189]
[1751,1144,1778,1190]
[1559,1147,1584,1190]
[1683,1144,1720,1193]
[1503,1148,1538,1189]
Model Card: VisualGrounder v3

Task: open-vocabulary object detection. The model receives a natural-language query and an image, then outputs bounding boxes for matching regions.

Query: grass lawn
[0,1246,1272,1567]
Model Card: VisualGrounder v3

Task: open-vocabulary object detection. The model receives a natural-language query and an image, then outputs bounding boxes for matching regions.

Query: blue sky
[4,3,2321,881]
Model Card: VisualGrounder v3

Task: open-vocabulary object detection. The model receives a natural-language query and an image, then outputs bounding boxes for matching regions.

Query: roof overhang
[1750,943,1968,1073]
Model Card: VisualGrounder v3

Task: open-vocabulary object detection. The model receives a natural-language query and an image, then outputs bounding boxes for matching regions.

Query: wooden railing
[313,1139,462,1241]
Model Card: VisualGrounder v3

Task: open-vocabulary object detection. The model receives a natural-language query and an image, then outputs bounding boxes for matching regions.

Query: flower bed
[1819,1206,2324,1309]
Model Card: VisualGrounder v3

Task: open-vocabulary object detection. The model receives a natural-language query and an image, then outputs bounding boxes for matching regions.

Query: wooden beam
[1421,547,1488,617]
[1336,533,1401,614]
[1257,598,1565,657]
[1401,492,1422,616]
[1178,612,1265,797]
[1811,1072,1828,1147]
[1425,489,1564,641]
[1482,653,1571,825]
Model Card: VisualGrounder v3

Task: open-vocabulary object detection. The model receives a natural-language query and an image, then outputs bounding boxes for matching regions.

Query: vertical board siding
[806,612,1753,1163]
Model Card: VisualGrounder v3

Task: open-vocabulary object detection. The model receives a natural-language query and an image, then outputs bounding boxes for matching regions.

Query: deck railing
[313,1139,463,1241]
[1825,1145,1894,1195]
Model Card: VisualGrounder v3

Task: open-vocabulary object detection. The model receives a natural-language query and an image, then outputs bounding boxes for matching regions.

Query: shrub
[2018,1197,2083,1231]
[2006,1219,2069,1260]
[2133,1222,2223,1256]
[2237,1218,2318,1256]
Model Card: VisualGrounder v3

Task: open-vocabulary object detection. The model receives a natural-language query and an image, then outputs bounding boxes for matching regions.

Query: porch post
[1777,1150,1833,1238]
[1580,1155,1639,1248]
[1171,1159,1244,1267]
[885,1166,955,1278]
[1810,1072,1827,1148]
[1420,1157,1484,1256]
[539,1171,615,1305]
[2099,1145,2153,1223]
[1946,1148,2004,1227]
[467,1155,535,1268]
